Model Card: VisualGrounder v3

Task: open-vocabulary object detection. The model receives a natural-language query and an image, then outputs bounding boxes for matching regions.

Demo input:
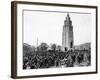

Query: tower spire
[37,37,38,47]
[67,13,69,17]
[62,13,74,51]
[66,13,70,21]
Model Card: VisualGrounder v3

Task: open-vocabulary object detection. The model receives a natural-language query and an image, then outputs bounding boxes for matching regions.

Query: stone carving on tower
[62,13,74,51]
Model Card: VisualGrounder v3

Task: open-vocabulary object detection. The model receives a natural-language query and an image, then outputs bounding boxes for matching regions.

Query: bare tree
[39,42,48,51]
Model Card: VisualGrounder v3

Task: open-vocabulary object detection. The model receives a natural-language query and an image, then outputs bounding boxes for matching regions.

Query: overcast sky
[23,10,91,46]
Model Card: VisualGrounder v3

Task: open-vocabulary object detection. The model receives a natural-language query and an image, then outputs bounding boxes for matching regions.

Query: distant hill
[23,43,34,56]
[74,43,91,50]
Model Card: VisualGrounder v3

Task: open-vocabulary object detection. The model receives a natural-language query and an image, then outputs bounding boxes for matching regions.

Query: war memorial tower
[62,14,74,51]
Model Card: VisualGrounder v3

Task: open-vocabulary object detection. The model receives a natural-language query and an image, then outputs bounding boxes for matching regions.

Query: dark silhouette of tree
[57,45,62,51]
[51,44,57,51]
[39,42,48,51]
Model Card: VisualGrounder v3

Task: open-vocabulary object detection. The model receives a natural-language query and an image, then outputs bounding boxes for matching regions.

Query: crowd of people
[23,49,91,69]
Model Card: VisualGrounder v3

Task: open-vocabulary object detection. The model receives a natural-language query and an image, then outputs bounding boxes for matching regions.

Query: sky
[23,10,91,46]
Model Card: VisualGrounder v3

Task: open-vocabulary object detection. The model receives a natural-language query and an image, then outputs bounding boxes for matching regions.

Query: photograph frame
[11,1,98,79]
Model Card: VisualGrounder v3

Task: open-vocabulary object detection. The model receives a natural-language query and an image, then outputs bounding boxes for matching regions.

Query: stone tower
[62,14,74,51]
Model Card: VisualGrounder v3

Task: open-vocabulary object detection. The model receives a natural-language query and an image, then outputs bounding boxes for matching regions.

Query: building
[62,14,74,51]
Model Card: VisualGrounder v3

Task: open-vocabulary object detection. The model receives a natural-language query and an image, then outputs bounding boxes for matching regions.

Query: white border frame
[16,3,97,77]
